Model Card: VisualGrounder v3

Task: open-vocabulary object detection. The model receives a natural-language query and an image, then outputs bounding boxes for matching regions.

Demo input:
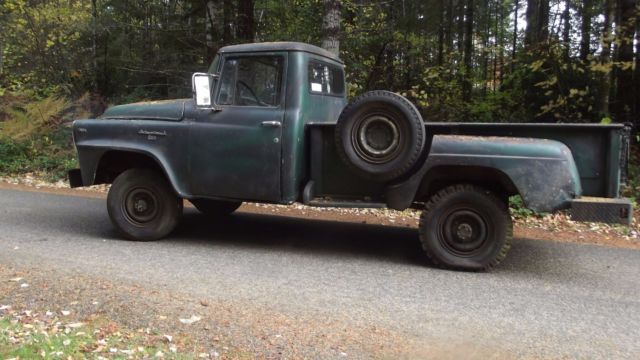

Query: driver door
[189,53,286,202]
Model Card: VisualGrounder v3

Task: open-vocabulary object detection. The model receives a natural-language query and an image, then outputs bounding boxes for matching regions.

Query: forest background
[0,0,639,187]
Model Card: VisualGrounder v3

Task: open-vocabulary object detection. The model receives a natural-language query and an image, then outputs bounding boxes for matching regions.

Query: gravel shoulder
[0,262,420,359]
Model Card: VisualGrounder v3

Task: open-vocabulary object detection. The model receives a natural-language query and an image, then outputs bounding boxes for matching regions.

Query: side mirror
[192,72,218,108]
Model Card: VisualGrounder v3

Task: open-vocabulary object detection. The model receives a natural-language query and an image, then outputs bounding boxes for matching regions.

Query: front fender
[75,143,189,197]
[386,135,582,212]
[72,119,190,197]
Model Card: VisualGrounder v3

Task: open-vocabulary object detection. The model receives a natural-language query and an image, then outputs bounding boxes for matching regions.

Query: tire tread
[334,90,425,182]
[419,184,513,271]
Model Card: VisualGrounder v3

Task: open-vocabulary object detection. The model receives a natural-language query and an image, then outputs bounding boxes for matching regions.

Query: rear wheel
[107,168,182,241]
[419,184,512,271]
[190,199,242,217]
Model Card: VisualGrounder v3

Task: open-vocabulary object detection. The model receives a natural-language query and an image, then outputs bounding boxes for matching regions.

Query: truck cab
[69,42,632,271]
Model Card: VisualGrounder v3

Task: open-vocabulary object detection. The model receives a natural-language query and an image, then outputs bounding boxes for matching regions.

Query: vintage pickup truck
[69,42,632,271]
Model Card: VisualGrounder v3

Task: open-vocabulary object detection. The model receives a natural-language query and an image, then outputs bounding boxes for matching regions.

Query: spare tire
[335,90,426,182]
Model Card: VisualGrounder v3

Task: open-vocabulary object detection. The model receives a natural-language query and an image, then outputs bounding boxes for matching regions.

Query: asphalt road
[0,188,639,359]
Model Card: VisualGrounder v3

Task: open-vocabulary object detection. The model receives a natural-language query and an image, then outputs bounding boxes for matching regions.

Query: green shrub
[0,91,82,180]
[509,195,536,220]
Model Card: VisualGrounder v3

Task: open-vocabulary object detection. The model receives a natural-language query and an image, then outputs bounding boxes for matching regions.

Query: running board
[302,180,386,208]
[305,198,386,209]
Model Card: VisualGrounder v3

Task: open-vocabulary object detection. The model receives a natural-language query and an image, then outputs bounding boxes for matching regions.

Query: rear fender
[386,135,582,213]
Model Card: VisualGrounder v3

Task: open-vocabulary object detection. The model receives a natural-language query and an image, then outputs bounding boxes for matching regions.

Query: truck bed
[306,122,630,205]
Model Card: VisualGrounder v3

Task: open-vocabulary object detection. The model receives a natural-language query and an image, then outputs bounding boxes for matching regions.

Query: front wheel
[419,184,512,271]
[107,169,182,241]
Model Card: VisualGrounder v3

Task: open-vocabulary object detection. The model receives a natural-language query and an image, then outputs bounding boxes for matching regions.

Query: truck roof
[218,42,343,64]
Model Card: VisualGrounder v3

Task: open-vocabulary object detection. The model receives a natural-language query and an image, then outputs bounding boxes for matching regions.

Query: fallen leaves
[0,304,199,359]
[179,315,202,325]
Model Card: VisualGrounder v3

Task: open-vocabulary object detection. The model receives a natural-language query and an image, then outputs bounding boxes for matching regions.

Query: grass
[0,313,197,359]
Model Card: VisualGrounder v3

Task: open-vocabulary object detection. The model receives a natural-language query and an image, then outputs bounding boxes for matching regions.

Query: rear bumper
[570,197,633,225]
[68,169,83,188]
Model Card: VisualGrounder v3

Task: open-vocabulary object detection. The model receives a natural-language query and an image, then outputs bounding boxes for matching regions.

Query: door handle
[261,121,282,128]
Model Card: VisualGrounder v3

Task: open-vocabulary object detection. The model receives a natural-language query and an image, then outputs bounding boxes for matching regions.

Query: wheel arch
[79,147,186,196]
[415,165,520,203]
[385,164,522,211]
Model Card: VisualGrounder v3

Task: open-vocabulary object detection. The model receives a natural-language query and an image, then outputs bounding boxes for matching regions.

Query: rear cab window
[308,61,345,96]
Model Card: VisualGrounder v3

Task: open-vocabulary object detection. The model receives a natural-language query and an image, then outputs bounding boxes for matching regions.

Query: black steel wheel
[107,168,182,241]
[190,199,242,217]
[335,90,428,182]
[419,184,512,271]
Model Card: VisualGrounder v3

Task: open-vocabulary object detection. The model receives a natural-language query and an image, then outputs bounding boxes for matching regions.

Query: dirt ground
[0,179,638,250]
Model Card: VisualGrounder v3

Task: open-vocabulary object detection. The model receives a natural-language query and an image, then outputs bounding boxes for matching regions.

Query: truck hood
[101,99,193,121]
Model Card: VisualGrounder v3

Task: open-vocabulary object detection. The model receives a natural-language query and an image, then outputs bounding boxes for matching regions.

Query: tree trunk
[525,0,549,49]
[0,34,4,76]
[579,0,592,61]
[614,0,635,123]
[437,0,445,66]
[481,0,490,95]
[634,9,640,121]
[321,0,341,56]
[524,0,536,47]
[596,0,614,116]
[457,0,465,54]
[511,0,518,72]
[445,0,453,55]
[223,0,233,44]
[237,0,255,43]
[536,0,549,45]
[91,0,98,92]
[561,1,571,60]
[462,0,474,102]
[205,0,222,53]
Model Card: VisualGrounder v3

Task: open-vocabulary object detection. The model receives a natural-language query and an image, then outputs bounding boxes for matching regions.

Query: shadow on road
[168,209,428,266]
[0,189,581,272]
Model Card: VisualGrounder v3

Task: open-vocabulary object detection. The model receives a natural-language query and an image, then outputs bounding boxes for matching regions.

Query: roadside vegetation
[0,92,98,181]
[0,313,186,359]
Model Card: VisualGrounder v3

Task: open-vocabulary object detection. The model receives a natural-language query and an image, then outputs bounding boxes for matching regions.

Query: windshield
[207,55,221,74]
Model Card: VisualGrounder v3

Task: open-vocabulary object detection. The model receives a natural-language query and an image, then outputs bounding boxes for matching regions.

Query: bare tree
[237,0,255,43]
[579,0,592,61]
[321,0,341,56]
[462,0,474,101]
[615,0,636,123]
[92,0,98,91]
[205,0,222,53]
[596,0,614,115]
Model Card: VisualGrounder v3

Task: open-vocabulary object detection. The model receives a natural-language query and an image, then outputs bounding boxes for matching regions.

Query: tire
[107,168,182,241]
[335,90,426,182]
[419,184,512,271]
[190,199,242,217]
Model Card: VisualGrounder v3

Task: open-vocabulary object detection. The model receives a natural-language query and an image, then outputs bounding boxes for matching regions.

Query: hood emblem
[138,129,167,136]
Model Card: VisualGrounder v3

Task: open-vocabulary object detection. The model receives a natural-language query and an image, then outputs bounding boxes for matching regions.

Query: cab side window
[217,56,283,107]
[308,61,345,96]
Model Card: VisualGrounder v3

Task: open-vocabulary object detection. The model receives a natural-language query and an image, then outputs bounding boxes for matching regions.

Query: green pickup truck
[69,42,632,271]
